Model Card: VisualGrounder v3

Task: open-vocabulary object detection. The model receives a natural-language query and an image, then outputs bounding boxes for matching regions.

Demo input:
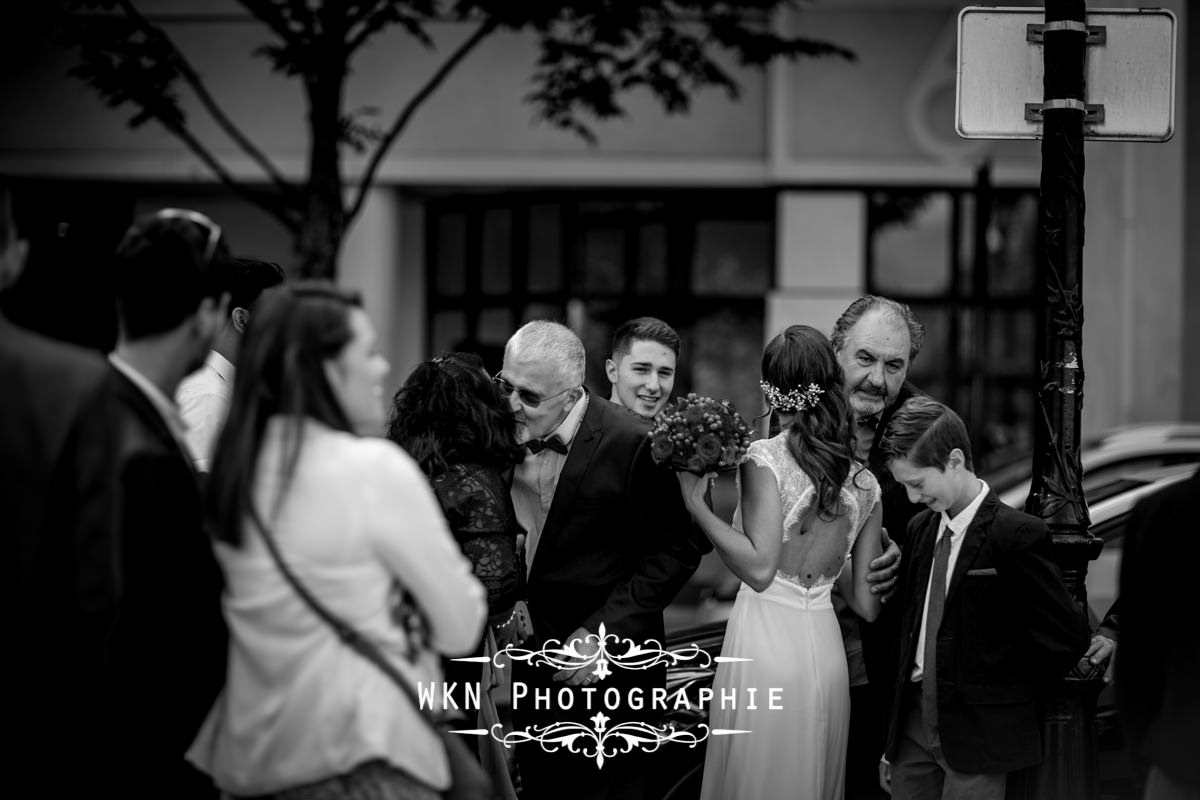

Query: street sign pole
[1013,1,1105,797]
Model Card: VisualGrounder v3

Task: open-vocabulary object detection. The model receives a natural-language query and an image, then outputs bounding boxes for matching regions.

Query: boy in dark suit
[876,396,1087,799]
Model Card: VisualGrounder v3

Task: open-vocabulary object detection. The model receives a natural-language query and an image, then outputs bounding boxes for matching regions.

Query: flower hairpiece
[760,380,824,413]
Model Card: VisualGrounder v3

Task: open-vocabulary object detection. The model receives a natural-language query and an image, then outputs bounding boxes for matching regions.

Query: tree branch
[346,16,498,222]
[165,119,302,233]
[345,0,434,55]
[113,0,299,197]
[237,0,314,43]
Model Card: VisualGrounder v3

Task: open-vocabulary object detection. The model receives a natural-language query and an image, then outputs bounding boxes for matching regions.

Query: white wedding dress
[700,433,880,800]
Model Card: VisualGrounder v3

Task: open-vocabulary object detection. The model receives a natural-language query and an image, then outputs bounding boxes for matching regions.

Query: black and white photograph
[2,1,1197,799]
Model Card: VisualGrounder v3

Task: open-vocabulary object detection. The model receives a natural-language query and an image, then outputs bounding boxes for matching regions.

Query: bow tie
[525,436,568,455]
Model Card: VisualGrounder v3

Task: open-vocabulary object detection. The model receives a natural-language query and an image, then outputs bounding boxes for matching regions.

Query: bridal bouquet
[648,394,753,476]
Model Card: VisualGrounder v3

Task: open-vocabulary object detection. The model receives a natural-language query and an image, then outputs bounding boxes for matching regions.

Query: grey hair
[830,295,926,362]
[505,320,586,387]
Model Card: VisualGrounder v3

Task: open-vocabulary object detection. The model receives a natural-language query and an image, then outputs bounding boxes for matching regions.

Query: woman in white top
[188,282,486,799]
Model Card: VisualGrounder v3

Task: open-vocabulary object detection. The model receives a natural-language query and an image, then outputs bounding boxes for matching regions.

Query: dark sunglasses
[154,208,222,264]
[493,372,574,409]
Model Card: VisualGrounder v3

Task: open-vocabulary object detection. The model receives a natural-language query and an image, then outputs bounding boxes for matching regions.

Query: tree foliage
[57,0,852,277]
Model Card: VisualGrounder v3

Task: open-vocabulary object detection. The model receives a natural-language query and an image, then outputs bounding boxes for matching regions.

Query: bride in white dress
[678,324,884,800]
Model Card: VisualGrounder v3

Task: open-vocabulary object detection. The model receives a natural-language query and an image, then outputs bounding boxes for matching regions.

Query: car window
[1082,454,1200,495]
[1085,479,1151,506]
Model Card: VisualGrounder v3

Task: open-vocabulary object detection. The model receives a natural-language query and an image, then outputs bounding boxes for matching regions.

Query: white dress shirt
[177,350,234,472]
[911,478,990,681]
[512,392,589,575]
[187,417,487,795]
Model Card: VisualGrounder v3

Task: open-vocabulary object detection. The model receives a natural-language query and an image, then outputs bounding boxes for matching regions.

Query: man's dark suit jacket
[515,394,708,799]
[1116,467,1200,787]
[885,491,1088,775]
[867,380,924,546]
[844,380,924,772]
[103,366,227,797]
[525,393,708,650]
[1,316,121,791]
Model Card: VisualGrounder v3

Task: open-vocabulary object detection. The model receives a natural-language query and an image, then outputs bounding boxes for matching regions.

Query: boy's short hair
[611,316,680,360]
[879,395,975,471]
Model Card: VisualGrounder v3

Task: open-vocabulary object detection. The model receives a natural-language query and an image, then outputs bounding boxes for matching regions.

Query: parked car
[659,460,1200,800]
[988,422,1200,510]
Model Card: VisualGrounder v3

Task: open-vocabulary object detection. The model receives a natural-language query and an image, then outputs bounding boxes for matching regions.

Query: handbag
[251,512,495,800]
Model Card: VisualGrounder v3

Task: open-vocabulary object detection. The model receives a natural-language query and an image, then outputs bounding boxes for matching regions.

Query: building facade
[0,0,1193,467]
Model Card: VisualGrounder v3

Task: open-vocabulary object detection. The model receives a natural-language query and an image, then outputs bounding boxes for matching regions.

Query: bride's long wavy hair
[761,325,860,520]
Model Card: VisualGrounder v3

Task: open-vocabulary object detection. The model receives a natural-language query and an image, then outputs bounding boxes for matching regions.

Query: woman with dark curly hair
[387,353,529,796]
[675,324,884,800]
[388,352,527,638]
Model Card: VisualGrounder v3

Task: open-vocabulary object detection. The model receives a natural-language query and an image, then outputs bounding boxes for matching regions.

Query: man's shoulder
[591,394,653,437]
[0,320,110,388]
[1124,469,1199,552]
[1135,468,1198,517]
[984,498,1050,547]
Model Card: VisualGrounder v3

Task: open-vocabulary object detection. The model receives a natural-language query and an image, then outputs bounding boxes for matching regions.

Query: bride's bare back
[738,433,880,590]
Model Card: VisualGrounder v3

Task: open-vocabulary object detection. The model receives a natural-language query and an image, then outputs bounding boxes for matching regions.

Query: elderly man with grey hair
[495,319,709,800]
[828,294,926,799]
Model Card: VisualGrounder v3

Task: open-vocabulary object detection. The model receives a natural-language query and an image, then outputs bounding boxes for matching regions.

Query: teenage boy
[605,316,678,419]
[877,396,1087,800]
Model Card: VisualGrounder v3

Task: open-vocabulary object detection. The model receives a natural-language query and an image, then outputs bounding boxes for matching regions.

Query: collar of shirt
[939,477,990,541]
[205,350,235,385]
[524,389,589,456]
[912,477,990,682]
[108,353,190,445]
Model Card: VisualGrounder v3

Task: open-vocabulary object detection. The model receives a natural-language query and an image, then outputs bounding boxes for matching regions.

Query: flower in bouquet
[647,393,753,475]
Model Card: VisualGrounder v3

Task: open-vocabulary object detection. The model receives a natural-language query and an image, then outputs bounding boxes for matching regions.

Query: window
[867,184,1043,472]
[425,191,774,420]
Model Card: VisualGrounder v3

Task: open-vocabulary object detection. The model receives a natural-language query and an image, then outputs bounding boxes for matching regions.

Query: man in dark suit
[878,396,1087,799]
[830,294,923,799]
[0,182,123,794]
[498,320,708,800]
[1117,467,1200,800]
[103,208,234,798]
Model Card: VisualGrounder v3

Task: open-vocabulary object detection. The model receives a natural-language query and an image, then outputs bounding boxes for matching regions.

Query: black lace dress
[431,462,524,621]
[431,462,525,713]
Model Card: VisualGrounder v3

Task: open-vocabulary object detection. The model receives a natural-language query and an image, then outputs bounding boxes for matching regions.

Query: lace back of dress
[747,436,865,590]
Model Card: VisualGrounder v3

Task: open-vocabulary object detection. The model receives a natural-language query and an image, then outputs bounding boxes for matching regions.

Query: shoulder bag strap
[249,510,444,737]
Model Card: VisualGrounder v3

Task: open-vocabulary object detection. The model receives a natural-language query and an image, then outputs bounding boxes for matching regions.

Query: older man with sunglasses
[495,320,710,800]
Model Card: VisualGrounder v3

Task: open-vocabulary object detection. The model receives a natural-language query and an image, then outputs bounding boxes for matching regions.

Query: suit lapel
[904,511,940,635]
[530,398,604,579]
[944,491,1000,606]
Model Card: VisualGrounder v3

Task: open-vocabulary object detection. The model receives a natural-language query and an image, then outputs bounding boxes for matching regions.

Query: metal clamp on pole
[1025,100,1105,124]
[1027,21,1107,44]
